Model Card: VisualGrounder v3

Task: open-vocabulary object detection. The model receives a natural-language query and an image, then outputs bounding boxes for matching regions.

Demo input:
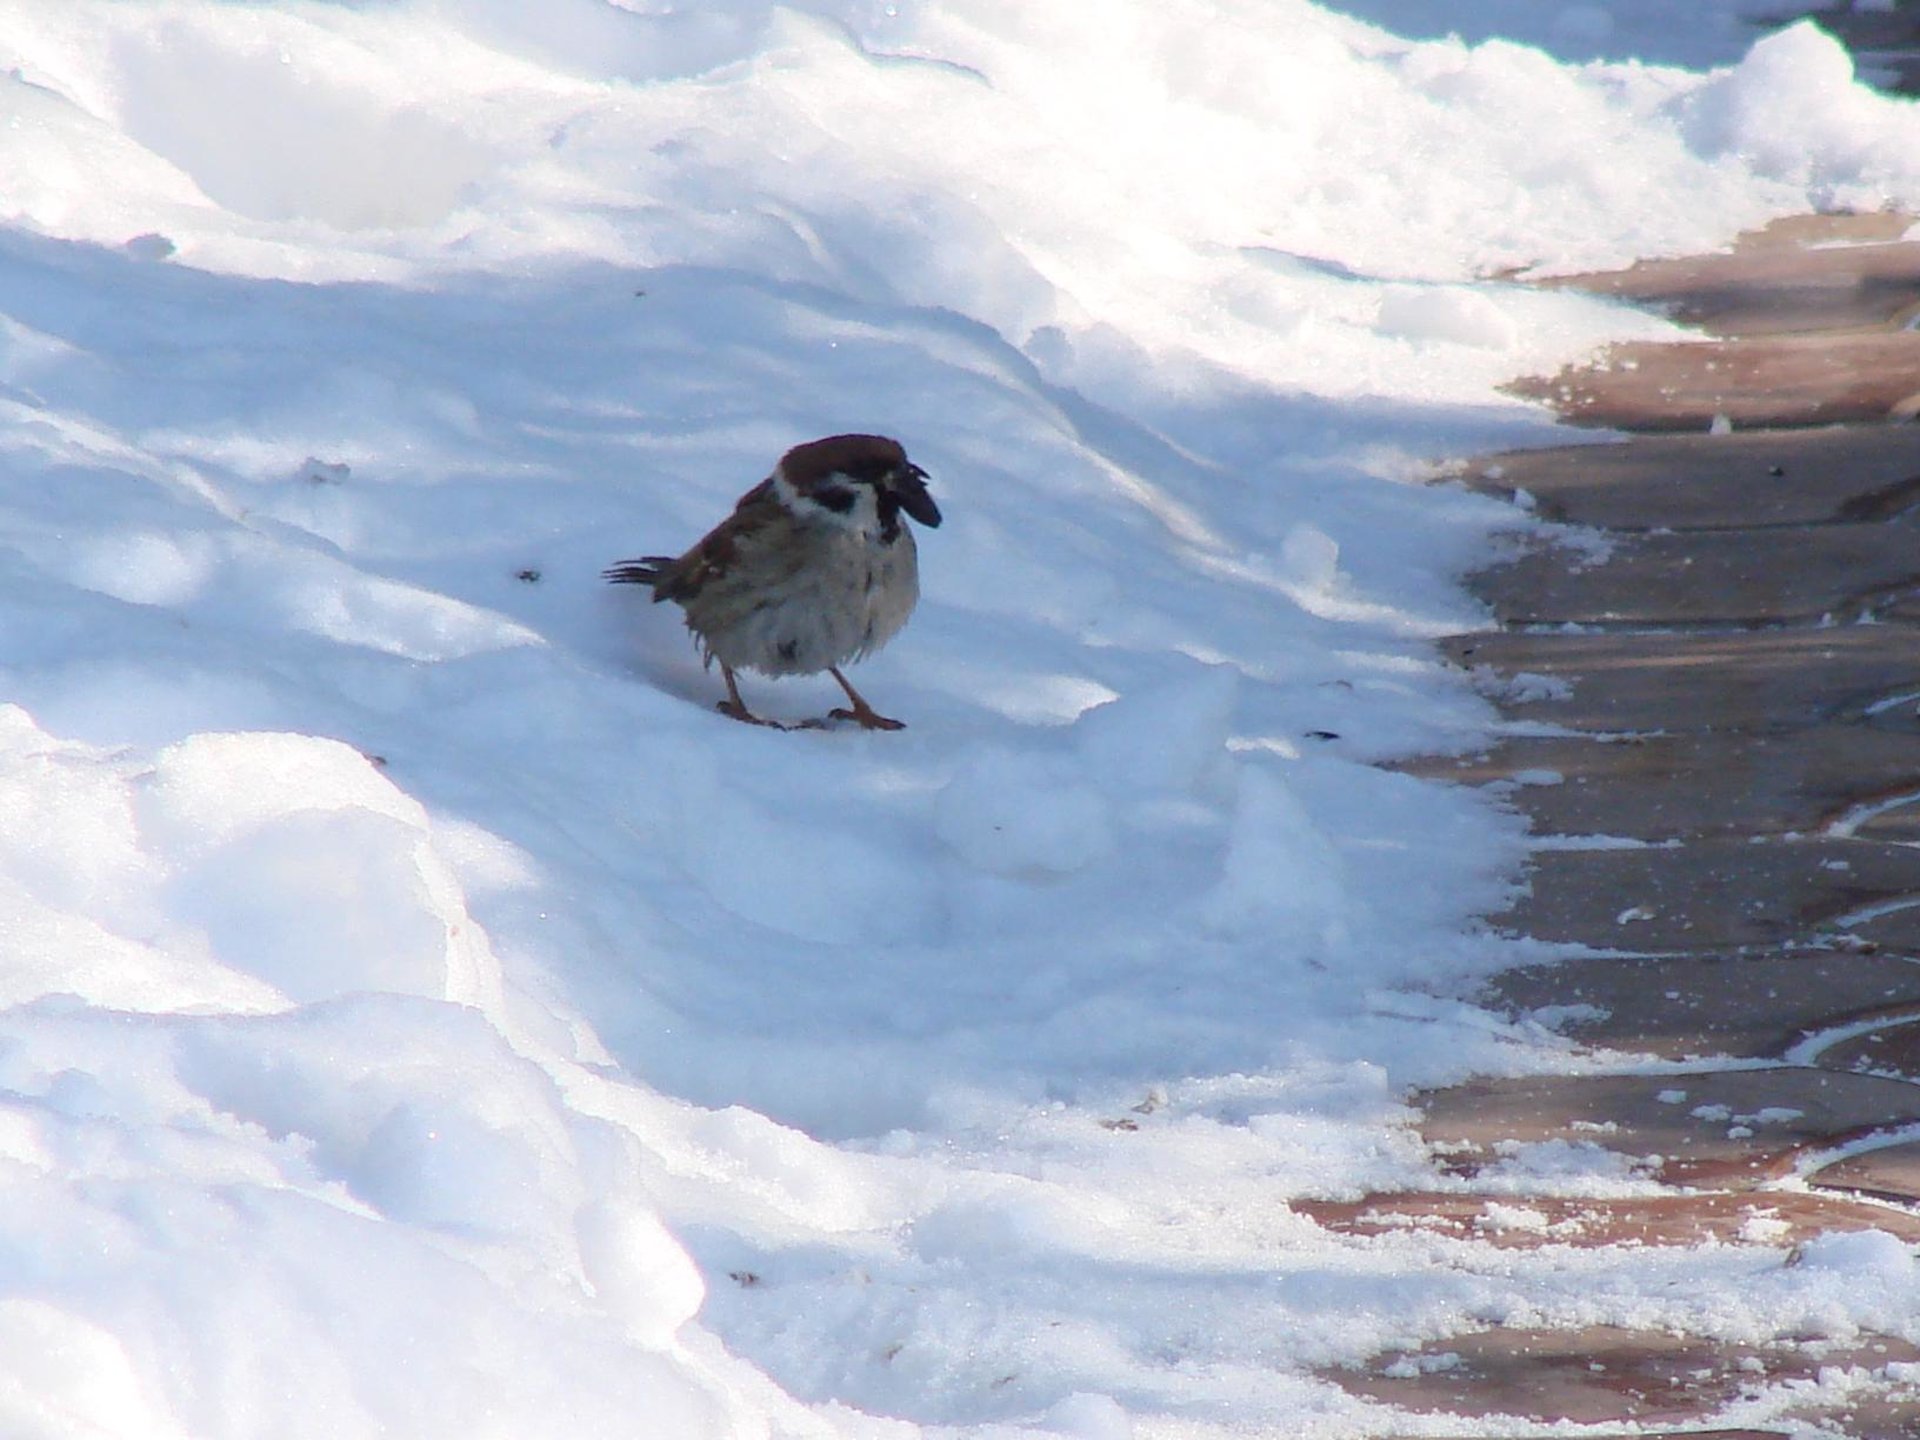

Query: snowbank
[0,2,1916,1436]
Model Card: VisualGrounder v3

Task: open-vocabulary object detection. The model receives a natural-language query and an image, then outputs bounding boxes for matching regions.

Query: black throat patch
[875,489,903,542]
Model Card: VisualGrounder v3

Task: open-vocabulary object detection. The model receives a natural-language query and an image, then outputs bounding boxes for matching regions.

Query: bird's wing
[649,479,780,603]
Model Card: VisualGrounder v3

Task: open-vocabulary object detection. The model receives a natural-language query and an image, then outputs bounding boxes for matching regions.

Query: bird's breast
[684,526,920,676]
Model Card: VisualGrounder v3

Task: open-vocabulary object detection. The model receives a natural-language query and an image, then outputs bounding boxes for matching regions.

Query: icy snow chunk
[1482,669,1574,704]
[1478,1203,1549,1233]
[0,1006,737,1438]
[1073,661,1236,796]
[934,746,1115,876]
[140,730,426,854]
[1376,285,1520,351]
[1480,1137,1651,1192]
[162,804,465,1002]
[1200,767,1346,945]
[68,530,218,608]
[1381,1350,1463,1379]
[0,709,282,1014]
[574,1198,706,1349]
[174,995,634,1257]
[1508,768,1564,787]
[1793,1228,1917,1283]
[1674,22,1898,188]
[167,807,496,1004]
[139,733,504,1007]
[1279,522,1342,597]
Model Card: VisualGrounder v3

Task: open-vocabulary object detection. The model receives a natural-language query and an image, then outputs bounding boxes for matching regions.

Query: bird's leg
[715,666,824,730]
[826,667,906,731]
[716,666,770,726]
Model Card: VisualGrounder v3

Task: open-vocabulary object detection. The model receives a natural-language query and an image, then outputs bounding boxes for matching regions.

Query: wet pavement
[1315,213,1920,1434]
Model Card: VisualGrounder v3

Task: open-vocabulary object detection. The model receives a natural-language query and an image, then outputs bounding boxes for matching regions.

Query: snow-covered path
[3,3,1919,1436]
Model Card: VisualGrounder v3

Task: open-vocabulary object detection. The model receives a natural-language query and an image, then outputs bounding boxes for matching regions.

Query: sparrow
[605,434,941,730]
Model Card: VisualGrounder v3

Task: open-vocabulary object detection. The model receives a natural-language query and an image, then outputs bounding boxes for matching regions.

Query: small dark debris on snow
[298,457,351,485]
[124,232,176,262]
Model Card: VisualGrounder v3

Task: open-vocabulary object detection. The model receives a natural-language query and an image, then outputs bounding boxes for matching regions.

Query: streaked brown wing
[650,479,777,603]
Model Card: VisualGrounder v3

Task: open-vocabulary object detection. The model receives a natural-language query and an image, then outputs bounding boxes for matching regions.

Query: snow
[0,2,1917,1436]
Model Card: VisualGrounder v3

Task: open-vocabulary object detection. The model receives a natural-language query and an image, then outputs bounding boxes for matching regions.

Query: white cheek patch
[778,466,884,535]
[770,467,806,511]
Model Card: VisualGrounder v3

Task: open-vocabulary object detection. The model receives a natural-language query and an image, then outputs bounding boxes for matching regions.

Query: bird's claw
[717,699,829,731]
[829,705,905,731]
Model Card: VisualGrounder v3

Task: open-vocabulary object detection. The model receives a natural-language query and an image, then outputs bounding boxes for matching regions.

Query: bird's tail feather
[603,557,672,587]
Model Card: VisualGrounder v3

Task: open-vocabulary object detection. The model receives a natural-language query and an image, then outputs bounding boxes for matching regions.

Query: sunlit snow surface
[2,3,1919,1436]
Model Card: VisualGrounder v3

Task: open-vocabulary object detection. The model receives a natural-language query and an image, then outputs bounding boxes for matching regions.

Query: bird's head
[777,433,942,535]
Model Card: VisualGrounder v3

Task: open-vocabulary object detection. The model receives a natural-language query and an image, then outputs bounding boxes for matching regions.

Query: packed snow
[1,2,1918,1436]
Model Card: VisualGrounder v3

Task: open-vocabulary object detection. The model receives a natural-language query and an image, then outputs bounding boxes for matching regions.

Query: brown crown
[779,433,909,483]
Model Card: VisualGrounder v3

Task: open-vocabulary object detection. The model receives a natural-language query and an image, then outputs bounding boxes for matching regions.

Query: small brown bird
[605,434,941,730]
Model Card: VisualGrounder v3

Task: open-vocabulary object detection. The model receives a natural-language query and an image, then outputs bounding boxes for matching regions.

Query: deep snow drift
[1,2,1919,1436]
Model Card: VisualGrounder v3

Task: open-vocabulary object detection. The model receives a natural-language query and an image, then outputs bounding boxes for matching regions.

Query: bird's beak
[893,464,942,528]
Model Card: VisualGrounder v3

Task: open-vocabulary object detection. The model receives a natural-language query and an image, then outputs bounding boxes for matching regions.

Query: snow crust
[1,2,1919,1436]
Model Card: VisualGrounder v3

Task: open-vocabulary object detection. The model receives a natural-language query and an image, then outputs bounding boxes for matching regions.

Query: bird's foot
[829,705,906,731]
[718,699,827,731]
